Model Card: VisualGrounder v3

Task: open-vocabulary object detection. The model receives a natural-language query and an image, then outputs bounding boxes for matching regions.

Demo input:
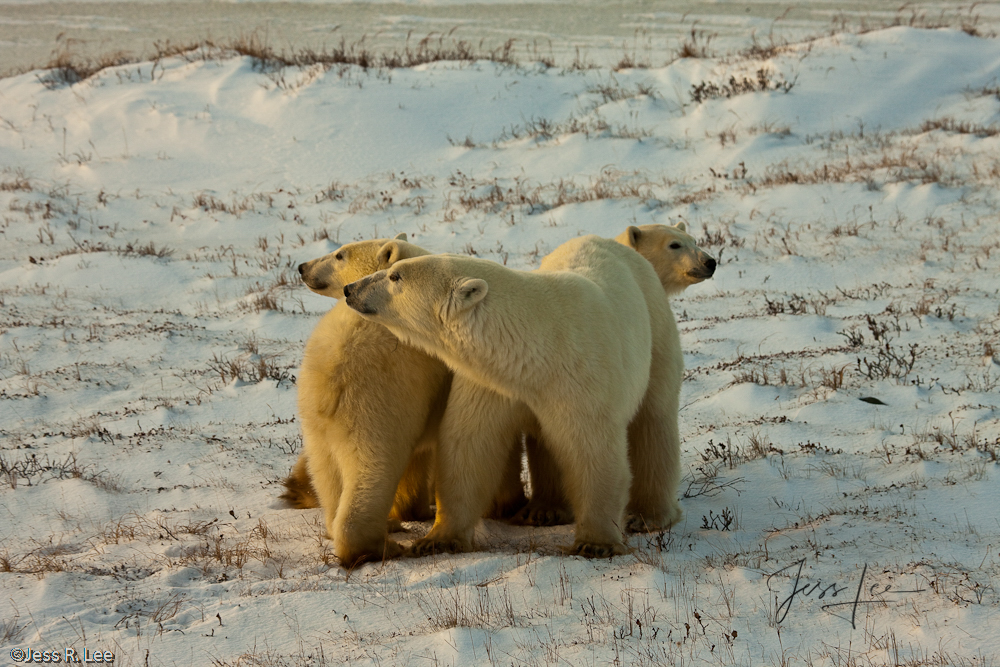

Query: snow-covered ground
[1,20,998,667]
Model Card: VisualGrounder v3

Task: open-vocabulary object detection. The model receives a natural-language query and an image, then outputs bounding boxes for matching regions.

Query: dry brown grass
[31,30,519,89]
[36,49,135,88]
[690,68,794,104]
[205,333,295,386]
[0,450,126,492]
[229,30,517,72]
[917,117,1000,138]
[743,148,959,192]
[193,191,272,218]
[118,240,175,259]
[441,168,663,221]
[675,24,716,60]
[830,6,993,38]
[0,168,33,192]
[206,350,293,386]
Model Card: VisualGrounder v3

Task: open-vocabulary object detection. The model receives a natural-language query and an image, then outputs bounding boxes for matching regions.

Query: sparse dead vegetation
[441,167,662,220]
[117,240,175,259]
[0,450,124,492]
[206,347,294,387]
[32,30,520,90]
[830,5,994,38]
[0,168,32,192]
[918,117,1000,138]
[690,68,795,104]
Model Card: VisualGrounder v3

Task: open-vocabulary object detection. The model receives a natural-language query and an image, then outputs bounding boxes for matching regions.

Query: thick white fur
[295,234,450,566]
[345,236,671,556]
[615,222,717,297]
[519,222,716,528]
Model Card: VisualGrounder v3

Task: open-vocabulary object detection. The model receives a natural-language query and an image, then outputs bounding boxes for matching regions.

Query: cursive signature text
[767,559,925,628]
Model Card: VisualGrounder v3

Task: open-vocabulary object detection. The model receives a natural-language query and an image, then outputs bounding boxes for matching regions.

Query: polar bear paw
[338,538,405,568]
[625,505,682,533]
[408,535,473,557]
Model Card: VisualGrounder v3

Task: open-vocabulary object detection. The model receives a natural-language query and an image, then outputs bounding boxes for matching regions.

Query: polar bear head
[297,233,430,298]
[616,222,716,296]
[343,254,492,358]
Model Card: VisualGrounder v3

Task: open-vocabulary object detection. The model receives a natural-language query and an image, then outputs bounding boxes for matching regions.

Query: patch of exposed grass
[918,117,1000,138]
[0,450,124,492]
[690,68,794,104]
[830,6,994,38]
[442,168,663,220]
[0,168,33,192]
[118,240,175,259]
[675,24,716,60]
[206,335,295,387]
[31,31,519,88]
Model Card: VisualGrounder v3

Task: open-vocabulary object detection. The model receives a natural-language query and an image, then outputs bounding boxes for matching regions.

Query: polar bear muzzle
[688,254,717,280]
[344,271,386,315]
[298,258,333,293]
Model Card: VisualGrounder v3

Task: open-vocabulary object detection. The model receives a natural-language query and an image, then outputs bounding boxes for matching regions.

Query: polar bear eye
[669,242,682,250]
[388,272,401,283]
[335,252,344,261]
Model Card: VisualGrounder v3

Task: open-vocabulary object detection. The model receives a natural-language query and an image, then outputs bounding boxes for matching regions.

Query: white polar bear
[517,222,716,527]
[344,235,674,557]
[292,234,452,566]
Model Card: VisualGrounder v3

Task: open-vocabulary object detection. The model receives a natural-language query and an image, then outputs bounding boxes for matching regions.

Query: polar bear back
[366,236,659,422]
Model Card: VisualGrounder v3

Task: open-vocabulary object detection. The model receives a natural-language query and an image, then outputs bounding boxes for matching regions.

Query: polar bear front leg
[539,416,631,557]
[409,376,527,557]
[331,446,410,566]
[302,422,343,538]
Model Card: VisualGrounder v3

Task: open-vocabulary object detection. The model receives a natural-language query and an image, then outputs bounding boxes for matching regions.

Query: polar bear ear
[393,232,407,241]
[674,221,687,232]
[376,241,402,269]
[625,226,642,248]
[453,278,488,310]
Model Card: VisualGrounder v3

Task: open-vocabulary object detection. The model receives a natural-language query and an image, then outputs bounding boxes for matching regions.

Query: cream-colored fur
[616,222,716,296]
[344,236,671,557]
[293,234,450,566]
[518,222,716,528]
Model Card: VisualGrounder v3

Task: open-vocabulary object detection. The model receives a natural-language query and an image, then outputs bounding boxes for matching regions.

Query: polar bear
[518,222,716,527]
[291,234,453,566]
[344,236,674,557]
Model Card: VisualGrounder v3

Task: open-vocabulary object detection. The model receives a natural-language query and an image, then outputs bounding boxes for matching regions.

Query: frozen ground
[1,18,999,667]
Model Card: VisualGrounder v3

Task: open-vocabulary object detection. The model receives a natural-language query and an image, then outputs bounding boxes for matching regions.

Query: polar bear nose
[297,262,307,277]
[343,282,353,298]
[705,257,717,274]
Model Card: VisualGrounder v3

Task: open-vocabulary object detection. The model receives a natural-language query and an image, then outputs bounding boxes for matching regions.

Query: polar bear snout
[693,255,717,278]
[344,272,384,315]
[298,260,331,293]
[686,253,717,281]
